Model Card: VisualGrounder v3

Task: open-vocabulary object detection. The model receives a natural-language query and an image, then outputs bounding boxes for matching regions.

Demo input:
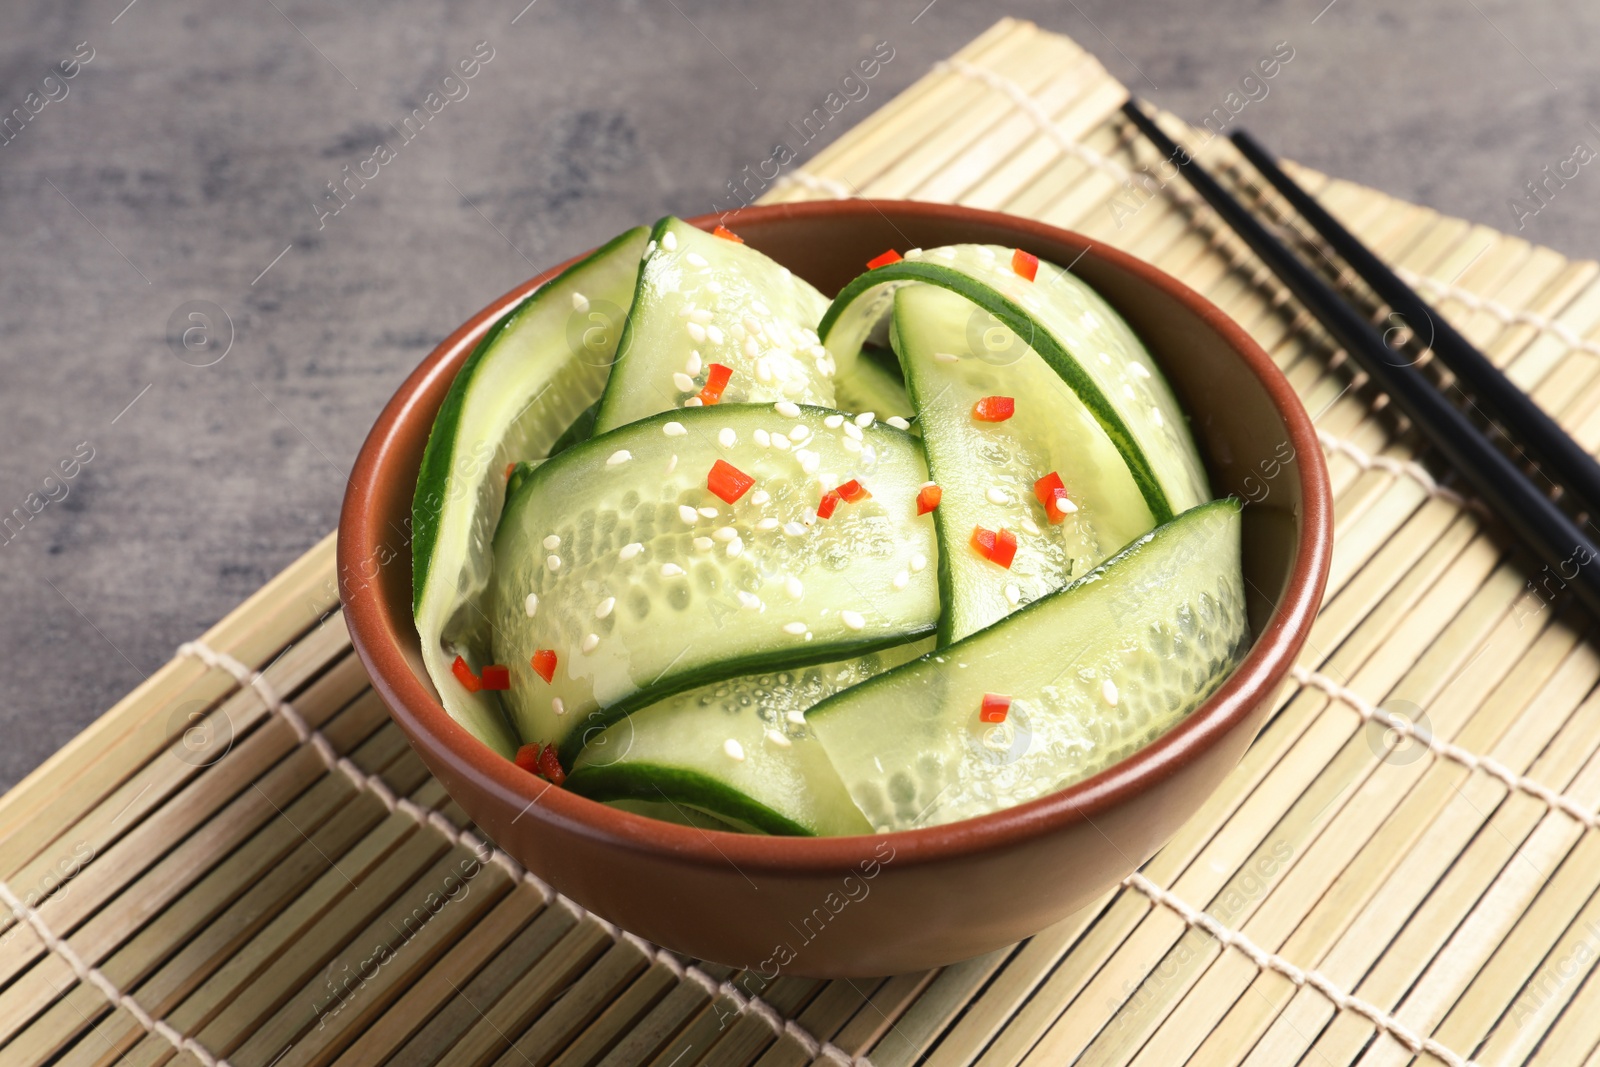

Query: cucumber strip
[490,404,940,764]
[832,345,914,421]
[412,225,649,756]
[808,499,1248,831]
[548,399,600,459]
[891,283,1155,643]
[593,218,835,435]
[567,641,929,836]
[820,244,1209,523]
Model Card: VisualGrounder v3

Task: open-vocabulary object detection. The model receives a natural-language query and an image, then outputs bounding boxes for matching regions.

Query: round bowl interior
[339,199,1331,977]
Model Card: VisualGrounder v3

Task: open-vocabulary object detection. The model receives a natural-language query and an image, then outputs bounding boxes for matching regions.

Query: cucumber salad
[412,219,1250,836]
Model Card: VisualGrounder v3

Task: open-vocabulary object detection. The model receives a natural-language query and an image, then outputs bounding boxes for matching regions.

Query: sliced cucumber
[593,218,834,435]
[891,283,1155,643]
[603,798,745,833]
[412,226,649,756]
[808,499,1248,831]
[567,641,929,836]
[832,344,914,421]
[548,399,600,459]
[490,404,940,764]
[820,244,1209,523]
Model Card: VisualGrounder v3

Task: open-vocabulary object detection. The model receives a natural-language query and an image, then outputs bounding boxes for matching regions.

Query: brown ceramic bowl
[339,200,1331,977]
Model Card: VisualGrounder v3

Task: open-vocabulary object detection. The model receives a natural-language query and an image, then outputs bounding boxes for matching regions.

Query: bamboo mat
[8,17,1600,1066]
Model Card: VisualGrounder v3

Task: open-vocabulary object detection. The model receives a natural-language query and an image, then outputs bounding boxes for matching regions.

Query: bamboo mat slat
[7,18,1600,1067]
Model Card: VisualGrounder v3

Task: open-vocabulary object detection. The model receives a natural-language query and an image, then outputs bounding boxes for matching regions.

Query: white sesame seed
[581,633,600,654]
[743,336,761,359]
[843,422,863,441]
[787,710,806,726]
[1021,516,1041,535]
[723,738,745,761]
[718,427,737,448]
[713,526,738,541]
[595,597,615,619]
[683,397,704,407]
[620,542,644,560]
[688,309,712,325]
[663,421,687,437]
[547,555,562,572]
[661,230,677,251]
[766,728,792,748]
[661,563,685,577]
[693,536,714,552]
[737,591,762,609]
[841,610,865,631]
[1131,362,1151,379]
[571,291,589,312]
[771,433,790,452]
[893,570,909,590]
[854,411,875,428]
[698,506,719,518]
[1060,497,1079,514]
[543,534,561,550]
[755,517,779,531]
[607,450,632,466]
[783,522,806,537]
[756,357,774,382]
[911,553,927,572]
[686,322,707,344]
[796,449,820,475]
[775,401,801,418]
[823,414,844,429]
[934,352,960,363]
[904,247,923,258]
[886,415,911,430]
[687,252,709,267]
[782,621,808,635]
[686,351,703,375]
[725,537,744,558]
[1102,679,1119,706]
[788,424,808,442]
[678,505,699,525]
[1004,584,1021,607]
[705,279,722,293]
[986,486,1008,504]
[664,453,678,475]
[524,592,539,617]
[672,372,695,393]
[741,314,762,336]
[645,240,657,256]
[751,489,770,505]
[785,576,803,598]
[707,325,725,345]
[754,428,771,447]
[553,697,567,716]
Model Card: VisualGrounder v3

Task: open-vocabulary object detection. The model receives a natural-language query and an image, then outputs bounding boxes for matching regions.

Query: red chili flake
[1012,249,1039,282]
[835,479,871,503]
[514,744,543,772]
[537,744,567,786]
[708,459,755,503]
[972,395,1016,422]
[504,462,516,481]
[980,693,1012,723]
[971,525,1018,569]
[866,249,903,269]
[529,649,558,684]
[817,489,842,520]
[697,362,735,405]
[451,655,482,693]
[916,483,942,515]
[1033,471,1072,524]
[480,665,511,690]
[712,224,745,244]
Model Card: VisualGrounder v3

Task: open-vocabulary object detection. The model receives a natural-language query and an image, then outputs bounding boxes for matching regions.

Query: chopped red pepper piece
[835,479,871,503]
[514,744,543,772]
[972,395,1016,422]
[971,525,996,558]
[866,249,903,269]
[817,489,842,520]
[980,693,1012,723]
[697,363,735,405]
[712,224,745,244]
[529,649,558,684]
[707,459,755,503]
[916,483,942,515]
[451,655,482,693]
[971,525,1018,569]
[537,744,567,786]
[1033,471,1073,524]
[504,462,516,481]
[1012,249,1039,282]
[480,664,511,690]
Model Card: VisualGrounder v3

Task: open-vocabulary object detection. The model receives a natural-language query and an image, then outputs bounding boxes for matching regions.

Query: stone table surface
[3,0,1597,791]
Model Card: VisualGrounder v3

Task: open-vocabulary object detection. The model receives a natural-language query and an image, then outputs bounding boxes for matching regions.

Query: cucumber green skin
[567,763,813,836]
[819,257,1200,525]
[547,400,600,459]
[489,404,941,767]
[807,499,1248,831]
[412,225,648,611]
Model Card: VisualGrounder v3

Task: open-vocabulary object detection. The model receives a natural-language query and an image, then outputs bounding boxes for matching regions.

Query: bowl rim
[339,198,1332,873]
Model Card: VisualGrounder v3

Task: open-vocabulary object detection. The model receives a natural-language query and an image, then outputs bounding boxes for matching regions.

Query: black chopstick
[1118,98,1600,617]
[1229,128,1600,521]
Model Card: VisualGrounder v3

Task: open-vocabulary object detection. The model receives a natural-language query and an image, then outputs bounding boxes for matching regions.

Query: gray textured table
[3,0,1596,791]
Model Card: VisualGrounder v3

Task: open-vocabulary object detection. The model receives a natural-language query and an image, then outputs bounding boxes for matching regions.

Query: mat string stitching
[1120,873,1479,1067]
[173,640,864,1067]
[1292,666,1600,829]
[1315,430,1468,507]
